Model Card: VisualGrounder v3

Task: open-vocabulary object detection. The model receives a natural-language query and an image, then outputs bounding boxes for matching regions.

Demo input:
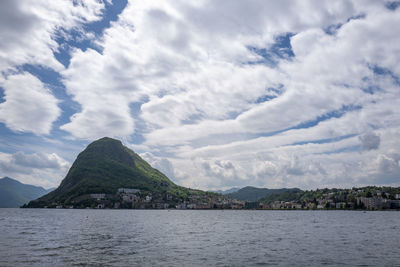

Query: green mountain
[259,189,305,203]
[25,137,211,208]
[0,177,53,207]
[226,186,302,202]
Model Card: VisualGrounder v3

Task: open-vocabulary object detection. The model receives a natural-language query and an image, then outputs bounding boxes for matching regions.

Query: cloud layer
[0,151,69,188]
[1,0,400,189]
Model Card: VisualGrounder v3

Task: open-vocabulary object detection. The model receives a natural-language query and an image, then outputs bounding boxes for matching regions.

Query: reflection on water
[0,209,399,266]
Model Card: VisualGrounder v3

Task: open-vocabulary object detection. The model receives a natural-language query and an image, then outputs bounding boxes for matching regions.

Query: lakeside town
[44,186,400,210]
[44,188,245,210]
[260,188,400,210]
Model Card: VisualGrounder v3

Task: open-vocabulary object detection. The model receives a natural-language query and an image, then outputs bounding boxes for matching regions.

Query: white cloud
[0,151,70,188]
[0,0,105,73]
[0,73,61,135]
[60,0,357,139]
[2,0,400,190]
[359,132,380,151]
[140,152,176,181]
[10,151,68,170]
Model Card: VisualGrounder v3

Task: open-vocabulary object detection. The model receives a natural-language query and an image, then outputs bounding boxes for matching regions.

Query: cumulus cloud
[139,152,176,180]
[377,153,400,174]
[202,160,245,182]
[0,73,61,135]
[0,151,70,188]
[360,152,400,185]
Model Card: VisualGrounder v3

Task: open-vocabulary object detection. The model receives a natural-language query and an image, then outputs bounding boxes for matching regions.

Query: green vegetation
[26,137,216,208]
[260,189,305,203]
[226,186,302,202]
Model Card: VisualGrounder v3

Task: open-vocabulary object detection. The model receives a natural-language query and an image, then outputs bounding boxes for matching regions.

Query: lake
[0,209,399,266]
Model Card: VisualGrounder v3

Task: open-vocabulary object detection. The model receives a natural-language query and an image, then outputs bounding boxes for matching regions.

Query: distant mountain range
[0,177,54,208]
[226,186,302,202]
[214,187,241,195]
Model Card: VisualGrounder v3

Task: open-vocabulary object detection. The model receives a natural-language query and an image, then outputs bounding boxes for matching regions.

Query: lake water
[0,209,399,266]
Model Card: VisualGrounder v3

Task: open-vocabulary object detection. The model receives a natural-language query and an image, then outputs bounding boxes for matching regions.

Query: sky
[0,0,400,190]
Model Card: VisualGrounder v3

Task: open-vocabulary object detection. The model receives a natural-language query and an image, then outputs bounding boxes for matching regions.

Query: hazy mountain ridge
[0,177,52,208]
[213,187,241,195]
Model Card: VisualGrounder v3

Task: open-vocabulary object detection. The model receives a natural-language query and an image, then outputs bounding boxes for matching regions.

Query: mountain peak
[0,177,24,186]
[79,136,134,167]
[93,136,122,143]
[26,138,181,207]
[88,137,125,150]
[1,176,15,182]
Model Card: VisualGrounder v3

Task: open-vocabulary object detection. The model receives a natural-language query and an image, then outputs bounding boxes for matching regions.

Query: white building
[357,197,383,209]
[144,195,152,202]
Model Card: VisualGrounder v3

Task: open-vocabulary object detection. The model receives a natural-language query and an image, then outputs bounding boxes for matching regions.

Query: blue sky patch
[288,134,357,147]
[247,33,295,66]
[324,14,365,35]
[291,105,362,130]
[371,64,400,85]
[0,125,37,153]
[84,0,128,36]
[324,23,342,35]
[318,145,361,155]
[361,85,381,95]
[0,86,5,104]
[385,1,400,10]
[255,94,277,103]
[128,102,146,145]
[54,0,128,68]
[346,14,366,23]
[53,29,100,68]
[255,85,284,104]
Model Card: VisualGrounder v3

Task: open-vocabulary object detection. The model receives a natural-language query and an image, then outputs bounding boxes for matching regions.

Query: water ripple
[0,209,399,266]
